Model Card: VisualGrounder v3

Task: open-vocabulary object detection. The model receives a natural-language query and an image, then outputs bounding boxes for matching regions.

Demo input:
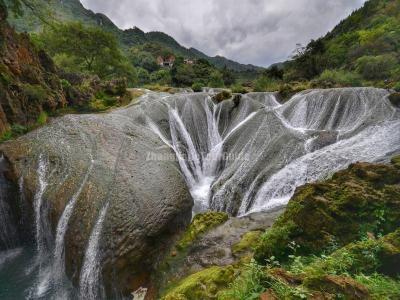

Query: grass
[0,111,49,143]
[355,273,400,300]
[36,111,48,126]
[219,259,266,300]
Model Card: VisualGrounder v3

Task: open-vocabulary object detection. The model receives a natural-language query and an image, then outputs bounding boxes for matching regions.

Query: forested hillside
[5,0,262,74]
[254,0,400,97]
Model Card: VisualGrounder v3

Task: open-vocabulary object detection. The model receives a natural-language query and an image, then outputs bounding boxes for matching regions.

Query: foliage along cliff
[252,0,400,96]
[283,0,400,88]
[0,1,66,138]
[4,0,263,74]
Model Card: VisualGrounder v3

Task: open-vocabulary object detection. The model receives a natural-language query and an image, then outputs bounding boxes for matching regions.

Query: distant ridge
[6,0,264,73]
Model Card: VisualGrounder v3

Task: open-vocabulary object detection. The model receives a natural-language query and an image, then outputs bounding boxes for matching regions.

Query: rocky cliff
[0,2,66,136]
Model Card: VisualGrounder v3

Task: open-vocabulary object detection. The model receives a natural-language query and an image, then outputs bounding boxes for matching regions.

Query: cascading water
[143,88,400,216]
[51,156,95,298]
[33,155,49,257]
[29,155,54,299]
[79,202,109,300]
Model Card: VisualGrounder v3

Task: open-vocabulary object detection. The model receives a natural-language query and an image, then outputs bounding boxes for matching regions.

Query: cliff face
[0,3,66,135]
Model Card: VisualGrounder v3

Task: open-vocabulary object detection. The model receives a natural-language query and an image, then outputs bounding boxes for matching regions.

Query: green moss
[213,91,232,102]
[391,156,400,169]
[254,160,400,264]
[0,130,12,143]
[162,266,235,300]
[355,273,400,300]
[36,111,48,126]
[177,211,228,250]
[389,92,400,108]
[232,231,262,255]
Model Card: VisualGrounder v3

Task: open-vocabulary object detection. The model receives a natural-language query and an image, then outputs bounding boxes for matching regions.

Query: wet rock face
[0,9,66,135]
[0,103,193,295]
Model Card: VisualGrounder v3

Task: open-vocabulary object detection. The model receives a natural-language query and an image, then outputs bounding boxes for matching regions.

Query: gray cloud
[80,0,366,66]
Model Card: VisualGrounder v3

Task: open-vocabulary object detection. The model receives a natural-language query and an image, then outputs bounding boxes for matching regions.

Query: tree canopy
[36,22,126,78]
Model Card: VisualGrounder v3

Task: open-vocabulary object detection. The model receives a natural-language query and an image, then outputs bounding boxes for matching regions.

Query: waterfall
[147,97,227,212]
[79,202,109,300]
[143,88,400,216]
[52,157,95,296]
[28,155,53,299]
[33,155,49,256]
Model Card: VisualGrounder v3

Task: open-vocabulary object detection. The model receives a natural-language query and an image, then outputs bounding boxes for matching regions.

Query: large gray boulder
[0,102,193,295]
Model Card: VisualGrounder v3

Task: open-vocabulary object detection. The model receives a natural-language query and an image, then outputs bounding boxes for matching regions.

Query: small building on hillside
[184,58,196,65]
[157,56,175,67]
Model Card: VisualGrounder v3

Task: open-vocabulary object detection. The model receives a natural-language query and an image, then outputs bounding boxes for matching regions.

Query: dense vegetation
[253,0,400,97]
[4,0,262,78]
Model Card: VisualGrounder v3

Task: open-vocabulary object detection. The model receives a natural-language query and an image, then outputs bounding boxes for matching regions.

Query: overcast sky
[80,0,366,67]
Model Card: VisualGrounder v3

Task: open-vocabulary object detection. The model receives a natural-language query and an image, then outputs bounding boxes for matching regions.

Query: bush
[60,79,72,89]
[208,71,225,88]
[191,81,203,92]
[355,54,397,80]
[36,111,48,126]
[231,84,248,94]
[254,76,281,92]
[317,69,362,86]
[150,69,171,85]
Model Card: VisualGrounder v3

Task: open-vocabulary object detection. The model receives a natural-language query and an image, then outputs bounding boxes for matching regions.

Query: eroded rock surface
[0,102,193,295]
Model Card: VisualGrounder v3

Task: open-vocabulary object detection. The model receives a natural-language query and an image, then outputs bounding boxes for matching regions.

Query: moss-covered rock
[389,92,400,107]
[232,230,262,256]
[213,90,232,103]
[162,266,235,300]
[254,160,400,263]
[177,211,228,250]
[307,275,370,300]
[391,155,400,169]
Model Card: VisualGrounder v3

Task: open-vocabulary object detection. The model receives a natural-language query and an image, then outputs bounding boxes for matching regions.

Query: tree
[208,71,224,88]
[3,0,52,24]
[221,66,236,86]
[39,22,123,77]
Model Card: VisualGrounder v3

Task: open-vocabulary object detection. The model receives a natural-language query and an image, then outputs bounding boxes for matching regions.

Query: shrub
[60,79,72,89]
[150,69,172,85]
[231,84,248,94]
[36,111,48,126]
[393,82,400,92]
[191,81,203,92]
[317,69,362,86]
[208,71,225,88]
[355,54,397,80]
[254,76,281,92]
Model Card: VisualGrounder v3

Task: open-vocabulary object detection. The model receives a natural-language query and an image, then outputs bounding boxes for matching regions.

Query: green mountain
[6,0,263,73]
[283,0,400,86]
